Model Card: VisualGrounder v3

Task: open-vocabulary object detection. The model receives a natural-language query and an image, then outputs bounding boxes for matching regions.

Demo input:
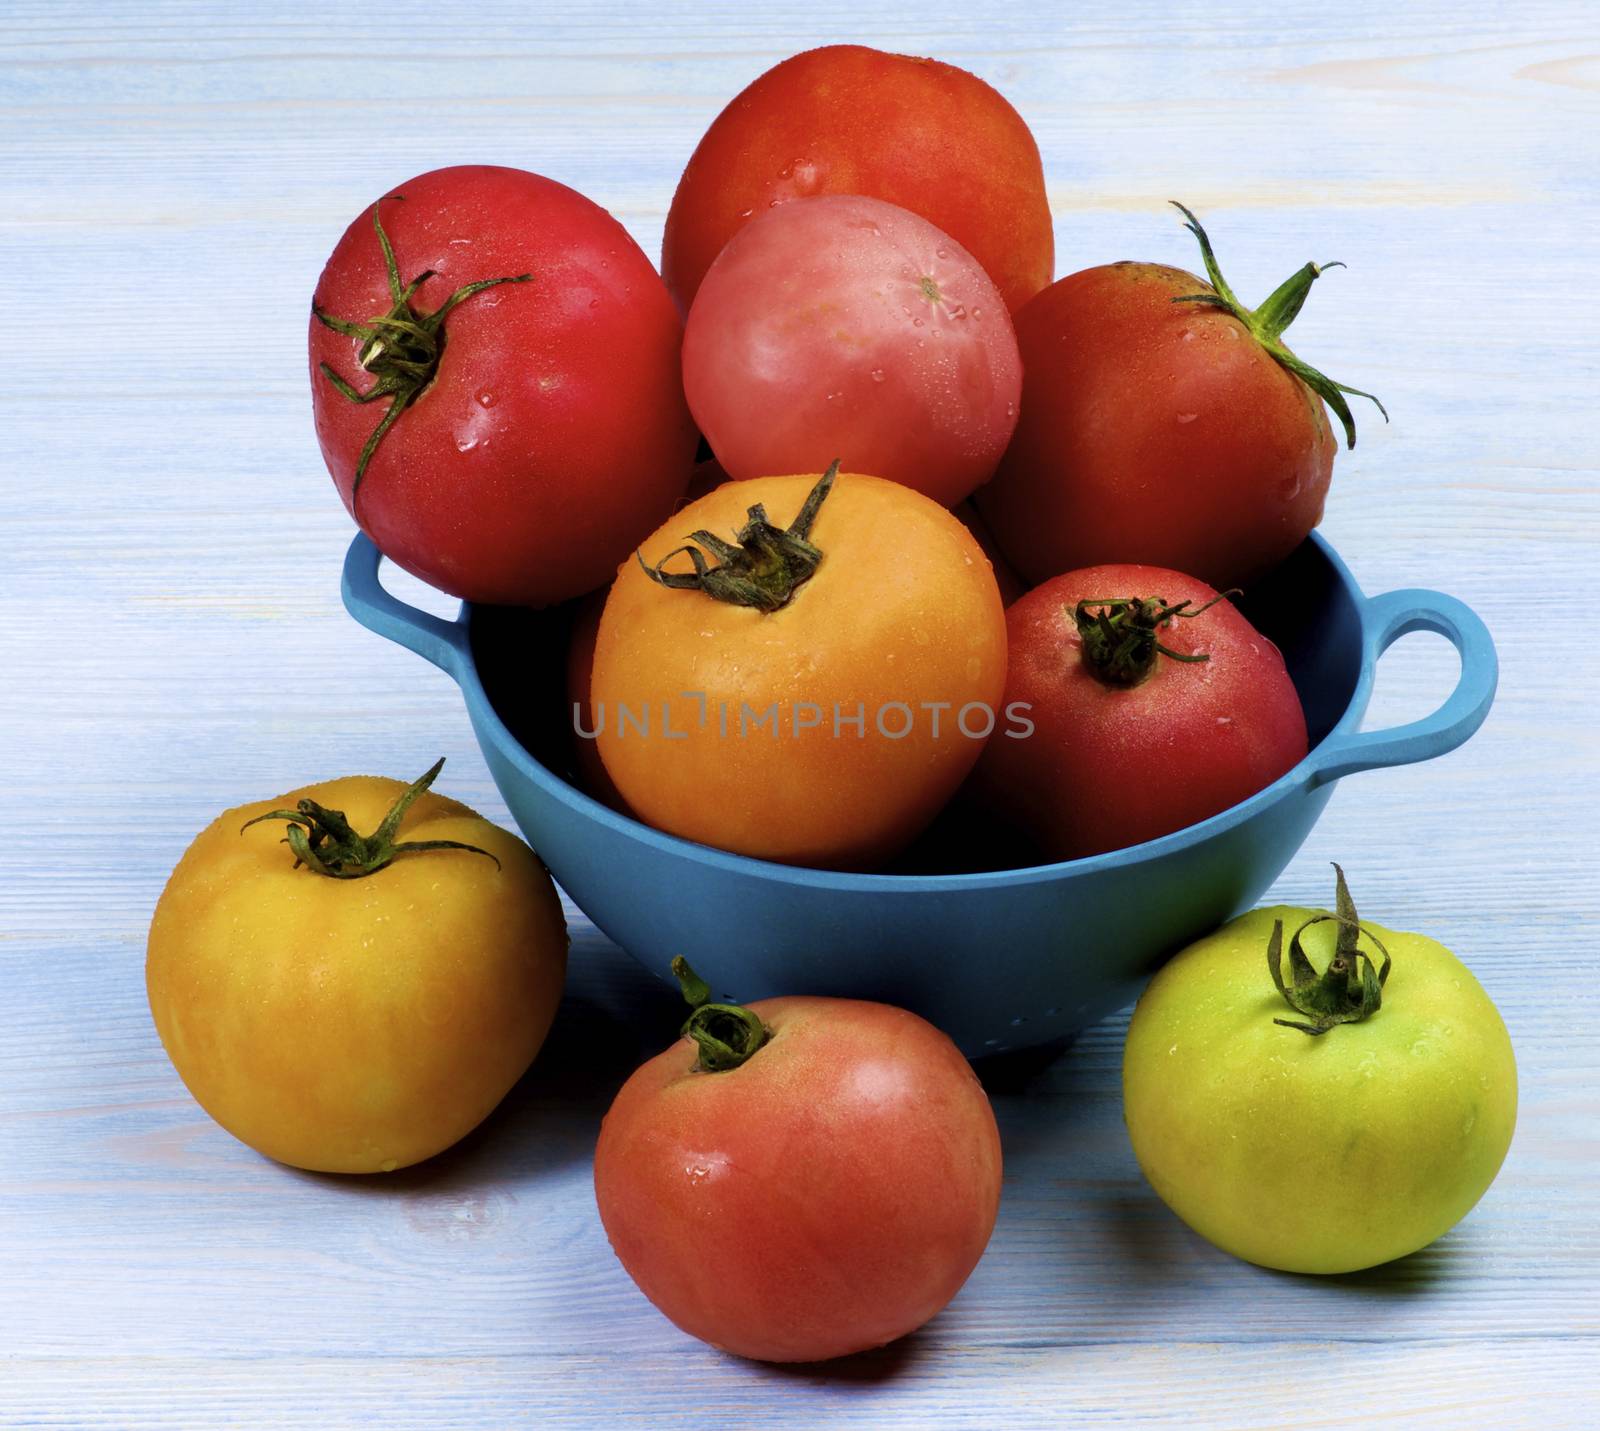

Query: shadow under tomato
[736,1326,928,1385]
[1269,1234,1468,1296]
[1089,1176,1466,1311]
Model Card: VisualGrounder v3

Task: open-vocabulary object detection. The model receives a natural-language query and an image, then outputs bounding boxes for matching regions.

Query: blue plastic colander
[342,531,1495,1056]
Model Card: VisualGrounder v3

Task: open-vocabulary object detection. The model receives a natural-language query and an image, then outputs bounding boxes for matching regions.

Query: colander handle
[1306,588,1497,788]
[340,533,469,680]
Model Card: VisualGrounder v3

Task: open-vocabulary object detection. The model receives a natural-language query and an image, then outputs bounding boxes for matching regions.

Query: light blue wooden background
[3,2,1597,1426]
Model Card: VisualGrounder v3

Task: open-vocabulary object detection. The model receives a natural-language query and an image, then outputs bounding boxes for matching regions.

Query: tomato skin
[146,776,568,1173]
[594,997,1002,1362]
[662,45,1053,315]
[683,196,1022,507]
[1123,905,1517,1274]
[975,263,1338,590]
[311,165,696,606]
[591,472,1008,869]
[973,565,1307,861]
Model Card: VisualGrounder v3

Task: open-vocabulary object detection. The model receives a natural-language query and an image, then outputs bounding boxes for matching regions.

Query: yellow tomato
[1123,868,1516,1273]
[146,763,567,1173]
[591,466,1007,868]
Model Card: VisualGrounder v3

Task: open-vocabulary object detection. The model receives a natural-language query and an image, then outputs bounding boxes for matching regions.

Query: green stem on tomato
[637,461,839,613]
[240,757,499,879]
[313,194,533,499]
[1168,201,1388,449]
[671,956,769,1071]
[1267,863,1393,1035]
[1072,590,1233,688]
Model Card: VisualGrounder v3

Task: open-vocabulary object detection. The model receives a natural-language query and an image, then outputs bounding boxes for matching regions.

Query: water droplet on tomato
[476,390,496,408]
[737,208,754,219]
[913,317,924,327]
[870,368,885,382]
[1177,412,1198,424]
[936,247,950,259]
[456,433,478,453]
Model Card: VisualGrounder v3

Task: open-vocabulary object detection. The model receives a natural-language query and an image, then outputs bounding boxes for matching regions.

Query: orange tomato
[592,469,1006,869]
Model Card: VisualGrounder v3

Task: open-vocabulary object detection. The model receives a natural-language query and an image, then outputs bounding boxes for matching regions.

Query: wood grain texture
[3,0,1598,1425]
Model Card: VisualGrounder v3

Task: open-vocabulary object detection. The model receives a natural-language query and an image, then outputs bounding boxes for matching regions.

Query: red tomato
[976,208,1385,590]
[594,988,1002,1362]
[973,565,1308,861]
[683,197,1022,507]
[663,45,1053,315]
[310,165,696,605]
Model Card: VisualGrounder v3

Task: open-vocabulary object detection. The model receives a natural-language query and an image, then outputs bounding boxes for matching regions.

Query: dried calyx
[313,194,533,496]
[240,757,499,879]
[671,957,769,1072]
[1168,201,1387,449]
[1073,591,1232,688]
[638,460,840,613]
[1268,863,1393,1035]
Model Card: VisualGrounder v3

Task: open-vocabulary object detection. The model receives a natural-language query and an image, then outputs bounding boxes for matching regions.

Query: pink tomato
[682,196,1022,507]
[594,983,1002,1362]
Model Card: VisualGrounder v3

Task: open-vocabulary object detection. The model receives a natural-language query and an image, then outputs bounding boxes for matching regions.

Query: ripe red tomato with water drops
[683,196,1022,507]
[972,564,1307,861]
[976,205,1387,591]
[594,961,1003,1363]
[310,165,696,606]
[662,44,1054,316]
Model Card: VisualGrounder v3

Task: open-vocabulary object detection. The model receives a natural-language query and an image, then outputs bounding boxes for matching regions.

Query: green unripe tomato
[1122,871,1516,1274]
